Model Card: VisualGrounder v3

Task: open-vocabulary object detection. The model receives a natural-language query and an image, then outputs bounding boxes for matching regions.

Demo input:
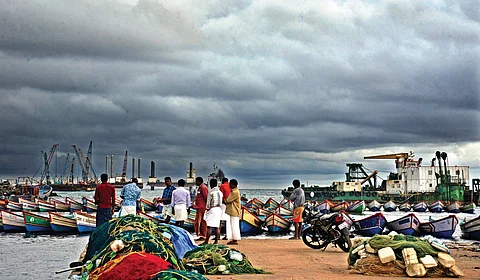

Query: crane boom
[72,145,87,182]
[40,144,59,184]
[85,141,93,181]
[364,153,409,160]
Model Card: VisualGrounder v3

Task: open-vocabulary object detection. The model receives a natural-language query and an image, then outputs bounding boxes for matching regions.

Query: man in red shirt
[219,177,231,240]
[193,176,208,241]
[94,173,116,227]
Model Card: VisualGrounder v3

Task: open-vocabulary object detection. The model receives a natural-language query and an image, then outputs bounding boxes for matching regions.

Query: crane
[121,150,128,183]
[72,145,88,182]
[61,153,71,181]
[85,141,97,182]
[40,144,59,185]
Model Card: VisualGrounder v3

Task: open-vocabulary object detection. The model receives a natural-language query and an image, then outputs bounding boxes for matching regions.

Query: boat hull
[347,201,365,214]
[419,215,458,239]
[383,201,397,212]
[240,207,263,235]
[413,201,428,212]
[49,212,78,233]
[1,210,26,232]
[23,211,52,233]
[460,216,480,241]
[265,213,291,233]
[367,200,381,212]
[387,213,420,236]
[353,212,387,236]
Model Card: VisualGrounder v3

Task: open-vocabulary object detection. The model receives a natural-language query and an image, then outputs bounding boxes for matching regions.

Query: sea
[0,188,478,280]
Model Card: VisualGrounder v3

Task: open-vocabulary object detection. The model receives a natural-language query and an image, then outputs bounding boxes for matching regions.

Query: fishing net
[367,234,439,258]
[348,254,406,276]
[88,252,174,280]
[182,244,267,275]
[151,269,208,280]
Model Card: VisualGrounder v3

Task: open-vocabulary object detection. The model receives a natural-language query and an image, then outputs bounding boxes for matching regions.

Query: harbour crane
[72,145,88,182]
[85,141,97,183]
[40,144,59,185]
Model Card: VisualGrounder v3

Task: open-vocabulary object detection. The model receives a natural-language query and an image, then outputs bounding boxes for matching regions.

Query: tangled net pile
[74,214,265,279]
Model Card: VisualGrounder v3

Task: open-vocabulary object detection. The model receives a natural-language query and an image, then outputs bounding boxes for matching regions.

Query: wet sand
[198,239,480,280]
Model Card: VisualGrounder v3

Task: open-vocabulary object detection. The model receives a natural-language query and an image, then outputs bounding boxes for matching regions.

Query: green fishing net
[151,269,208,280]
[182,244,267,275]
[367,234,439,258]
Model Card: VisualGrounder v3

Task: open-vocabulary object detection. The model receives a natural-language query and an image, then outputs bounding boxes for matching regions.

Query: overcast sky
[0,0,479,189]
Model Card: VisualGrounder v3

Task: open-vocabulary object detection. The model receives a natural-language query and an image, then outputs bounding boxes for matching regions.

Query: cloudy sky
[0,0,479,189]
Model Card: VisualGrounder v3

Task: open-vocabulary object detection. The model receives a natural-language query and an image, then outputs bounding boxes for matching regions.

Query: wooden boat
[1,210,26,232]
[339,210,354,229]
[74,211,96,233]
[65,197,84,212]
[139,198,156,212]
[263,198,279,212]
[399,202,412,212]
[315,200,331,213]
[23,211,52,233]
[445,201,461,213]
[367,200,382,212]
[346,200,365,214]
[37,199,56,212]
[279,199,294,210]
[240,206,263,235]
[0,199,7,210]
[49,212,78,233]
[265,212,291,233]
[6,200,23,212]
[460,203,476,214]
[244,198,264,212]
[18,198,40,212]
[460,216,480,241]
[383,201,397,212]
[50,198,70,212]
[82,197,97,213]
[387,213,420,235]
[428,200,445,213]
[330,201,349,212]
[353,212,387,236]
[419,215,458,239]
[275,205,293,216]
[412,201,428,212]
[257,207,273,216]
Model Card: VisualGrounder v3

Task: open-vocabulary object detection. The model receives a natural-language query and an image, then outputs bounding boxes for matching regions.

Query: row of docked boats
[312,199,476,214]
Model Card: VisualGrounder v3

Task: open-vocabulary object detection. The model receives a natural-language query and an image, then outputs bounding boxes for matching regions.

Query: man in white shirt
[170,179,191,227]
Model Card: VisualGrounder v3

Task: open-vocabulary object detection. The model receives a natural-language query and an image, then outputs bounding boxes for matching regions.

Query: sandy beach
[198,239,480,280]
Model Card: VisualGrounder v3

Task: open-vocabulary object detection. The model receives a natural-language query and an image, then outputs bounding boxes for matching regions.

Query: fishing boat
[0,199,7,210]
[339,210,354,229]
[265,212,291,233]
[346,200,365,214]
[399,202,412,212]
[275,205,293,216]
[139,198,156,212]
[50,198,70,212]
[6,200,23,212]
[460,203,476,214]
[23,211,52,233]
[263,198,279,212]
[445,201,461,213]
[49,212,78,233]
[114,196,123,212]
[315,200,332,213]
[1,210,26,232]
[383,201,397,212]
[37,199,56,212]
[387,213,420,235]
[240,207,263,235]
[244,198,264,212]
[82,197,97,213]
[460,216,480,241]
[419,215,458,239]
[257,207,273,216]
[367,200,382,212]
[74,211,96,233]
[65,197,84,212]
[279,199,294,210]
[353,212,387,236]
[428,200,445,213]
[18,198,40,212]
[330,201,349,212]
[412,201,428,212]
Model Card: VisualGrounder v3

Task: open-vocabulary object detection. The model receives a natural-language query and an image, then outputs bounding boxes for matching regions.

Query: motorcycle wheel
[336,229,352,252]
[302,227,328,249]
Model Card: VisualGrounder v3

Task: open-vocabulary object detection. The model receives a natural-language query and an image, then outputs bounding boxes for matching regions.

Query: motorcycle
[301,204,352,252]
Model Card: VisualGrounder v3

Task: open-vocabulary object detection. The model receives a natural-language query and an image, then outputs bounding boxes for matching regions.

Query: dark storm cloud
[0,0,479,188]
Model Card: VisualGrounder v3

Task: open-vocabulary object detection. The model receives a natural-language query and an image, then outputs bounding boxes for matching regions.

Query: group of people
[93,173,241,245]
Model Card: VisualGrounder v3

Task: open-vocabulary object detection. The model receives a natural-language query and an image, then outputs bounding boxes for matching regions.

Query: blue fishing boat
[412,201,428,212]
[1,210,26,232]
[49,212,78,233]
[82,197,97,213]
[460,203,476,214]
[399,202,412,212]
[275,205,293,216]
[263,198,279,212]
[257,207,273,217]
[315,200,332,213]
[23,211,52,233]
[383,201,397,212]
[445,201,461,213]
[353,212,387,236]
[244,198,264,212]
[240,207,263,235]
[419,215,458,239]
[367,200,381,212]
[66,197,84,213]
[265,212,291,233]
[387,213,420,235]
[74,211,96,233]
[460,215,480,241]
[428,200,444,213]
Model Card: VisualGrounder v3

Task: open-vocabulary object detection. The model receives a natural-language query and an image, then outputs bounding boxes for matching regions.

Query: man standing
[119,178,141,217]
[170,179,191,227]
[193,177,208,241]
[202,179,223,245]
[289,179,305,239]
[94,173,116,227]
[219,177,231,240]
[158,177,176,224]
[225,179,241,245]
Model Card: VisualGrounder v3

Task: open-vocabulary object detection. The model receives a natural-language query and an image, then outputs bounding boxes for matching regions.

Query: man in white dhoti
[170,179,191,228]
[202,179,223,245]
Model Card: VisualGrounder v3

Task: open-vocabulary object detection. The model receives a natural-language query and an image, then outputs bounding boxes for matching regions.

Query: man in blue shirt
[119,178,141,217]
[158,177,176,223]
